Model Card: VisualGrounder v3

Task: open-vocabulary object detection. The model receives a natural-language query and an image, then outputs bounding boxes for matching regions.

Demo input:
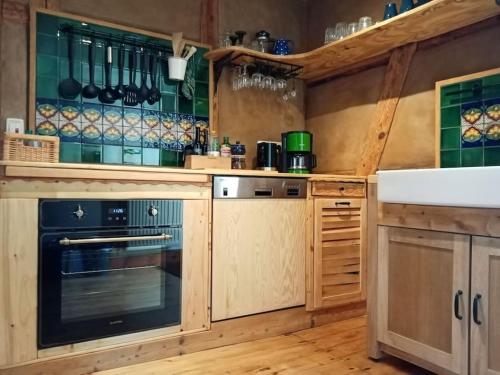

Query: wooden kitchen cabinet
[377,227,469,374]
[471,236,500,375]
[308,197,367,310]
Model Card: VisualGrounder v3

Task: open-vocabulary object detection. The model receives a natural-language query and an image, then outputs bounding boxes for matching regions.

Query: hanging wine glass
[232,66,241,91]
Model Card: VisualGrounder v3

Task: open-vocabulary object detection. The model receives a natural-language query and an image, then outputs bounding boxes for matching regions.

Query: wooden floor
[94,316,432,374]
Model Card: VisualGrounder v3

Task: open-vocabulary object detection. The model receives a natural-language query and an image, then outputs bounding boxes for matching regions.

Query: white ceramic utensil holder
[168,57,188,81]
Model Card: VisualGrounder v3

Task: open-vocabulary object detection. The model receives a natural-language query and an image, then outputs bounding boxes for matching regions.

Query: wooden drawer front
[312,181,366,198]
[313,198,366,309]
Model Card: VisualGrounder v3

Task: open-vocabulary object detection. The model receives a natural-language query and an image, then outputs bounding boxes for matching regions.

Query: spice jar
[230,141,246,169]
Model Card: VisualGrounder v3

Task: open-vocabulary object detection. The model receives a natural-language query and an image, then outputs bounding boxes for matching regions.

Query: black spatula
[58,32,82,99]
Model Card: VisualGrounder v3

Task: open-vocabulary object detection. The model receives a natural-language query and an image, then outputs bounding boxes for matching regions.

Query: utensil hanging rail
[59,24,174,56]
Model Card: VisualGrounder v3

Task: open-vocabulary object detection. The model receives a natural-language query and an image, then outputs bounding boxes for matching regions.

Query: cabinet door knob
[473,294,482,325]
[454,290,463,320]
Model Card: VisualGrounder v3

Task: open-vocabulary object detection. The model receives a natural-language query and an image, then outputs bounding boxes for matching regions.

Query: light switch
[6,118,25,134]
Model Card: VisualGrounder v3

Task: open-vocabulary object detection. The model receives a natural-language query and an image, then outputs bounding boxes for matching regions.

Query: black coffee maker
[256,141,281,171]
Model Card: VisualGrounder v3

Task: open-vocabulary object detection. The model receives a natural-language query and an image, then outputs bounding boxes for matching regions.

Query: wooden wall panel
[306,66,385,174]
[0,199,38,366]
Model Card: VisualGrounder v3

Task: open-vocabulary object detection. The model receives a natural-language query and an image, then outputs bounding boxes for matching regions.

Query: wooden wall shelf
[204,0,500,84]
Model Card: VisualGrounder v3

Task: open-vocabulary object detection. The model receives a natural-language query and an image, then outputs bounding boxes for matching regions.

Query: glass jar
[230,141,246,169]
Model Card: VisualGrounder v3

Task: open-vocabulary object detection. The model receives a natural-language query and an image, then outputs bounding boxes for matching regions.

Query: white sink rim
[377,167,500,209]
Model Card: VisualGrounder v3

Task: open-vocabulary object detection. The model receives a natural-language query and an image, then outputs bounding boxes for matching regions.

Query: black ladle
[58,33,82,99]
[82,37,99,99]
[147,53,161,105]
[114,44,126,99]
[137,50,149,104]
[98,41,116,104]
[124,48,138,106]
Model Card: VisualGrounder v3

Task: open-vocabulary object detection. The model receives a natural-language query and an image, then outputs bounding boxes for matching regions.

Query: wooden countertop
[0,161,365,183]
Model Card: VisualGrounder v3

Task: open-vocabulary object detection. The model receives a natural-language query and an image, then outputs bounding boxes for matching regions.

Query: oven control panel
[39,200,183,229]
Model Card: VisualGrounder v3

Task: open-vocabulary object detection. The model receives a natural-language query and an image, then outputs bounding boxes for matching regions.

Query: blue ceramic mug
[400,0,414,13]
[273,39,294,55]
[383,2,398,20]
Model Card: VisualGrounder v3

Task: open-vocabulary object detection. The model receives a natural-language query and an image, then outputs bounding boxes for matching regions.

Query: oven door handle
[59,233,173,246]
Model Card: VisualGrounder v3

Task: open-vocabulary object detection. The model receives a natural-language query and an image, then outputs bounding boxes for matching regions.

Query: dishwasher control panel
[213,176,307,199]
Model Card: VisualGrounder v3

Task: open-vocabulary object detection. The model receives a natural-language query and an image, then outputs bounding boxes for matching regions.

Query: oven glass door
[39,228,182,348]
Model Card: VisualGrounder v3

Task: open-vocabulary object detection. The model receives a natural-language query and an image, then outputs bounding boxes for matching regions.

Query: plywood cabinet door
[471,236,500,375]
[212,199,306,321]
[377,227,469,375]
[311,198,366,310]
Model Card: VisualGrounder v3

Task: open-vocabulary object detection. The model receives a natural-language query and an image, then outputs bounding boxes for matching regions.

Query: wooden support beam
[355,43,417,176]
[200,0,218,47]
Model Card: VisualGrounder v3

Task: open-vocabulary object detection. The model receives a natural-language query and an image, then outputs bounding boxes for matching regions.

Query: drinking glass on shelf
[263,76,275,90]
[333,22,348,40]
[324,27,336,44]
[276,78,287,91]
[219,31,232,48]
[232,66,241,91]
[347,22,358,35]
[358,16,373,30]
[252,72,265,89]
[238,64,251,89]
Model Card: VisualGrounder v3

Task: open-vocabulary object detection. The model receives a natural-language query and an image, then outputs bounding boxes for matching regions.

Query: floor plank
[93,316,432,375]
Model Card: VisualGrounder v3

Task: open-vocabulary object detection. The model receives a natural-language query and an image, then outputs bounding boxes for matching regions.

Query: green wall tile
[195,64,209,82]
[37,55,58,77]
[37,34,58,56]
[36,76,58,99]
[194,98,209,116]
[161,94,177,112]
[461,148,483,167]
[440,150,460,168]
[484,74,500,100]
[142,148,160,166]
[441,83,460,107]
[485,147,500,166]
[103,145,123,164]
[179,95,194,114]
[60,142,82,163]
[196,82,209,99]
[82,144,102,163]
[441,128,460,150]
[37,13,59,35]
[441,106,461,128]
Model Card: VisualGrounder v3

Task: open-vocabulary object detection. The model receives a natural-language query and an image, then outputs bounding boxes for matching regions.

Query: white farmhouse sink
[377,167,500,209]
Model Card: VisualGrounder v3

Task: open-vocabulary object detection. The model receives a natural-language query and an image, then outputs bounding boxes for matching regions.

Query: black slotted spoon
[124,47,138,106]
[137,50,150,104]
[58,32,82,99]
[147,52,161,105]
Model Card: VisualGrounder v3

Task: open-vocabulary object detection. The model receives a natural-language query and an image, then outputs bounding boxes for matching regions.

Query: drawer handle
[454,290,463,320]
[473,294,482,325]
[335,201,351,206]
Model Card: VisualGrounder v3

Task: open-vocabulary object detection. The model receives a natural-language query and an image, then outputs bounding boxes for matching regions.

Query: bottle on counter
[231,141,246,169]
[220,136,232,158]
[193,126,203,155]
[202,129,209,155]
[207,135,220,157]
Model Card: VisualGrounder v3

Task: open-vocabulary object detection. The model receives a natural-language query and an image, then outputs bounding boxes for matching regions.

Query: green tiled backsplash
[35,12,210,166]
[439,72,500,168]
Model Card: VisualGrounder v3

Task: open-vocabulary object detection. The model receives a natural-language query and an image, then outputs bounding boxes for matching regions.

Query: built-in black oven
[38,199,183,348]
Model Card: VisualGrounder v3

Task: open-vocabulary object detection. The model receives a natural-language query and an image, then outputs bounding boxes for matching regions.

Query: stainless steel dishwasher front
[212,176,307,321]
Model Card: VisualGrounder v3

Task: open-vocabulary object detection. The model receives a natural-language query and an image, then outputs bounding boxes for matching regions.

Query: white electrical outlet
[6,118,25,134]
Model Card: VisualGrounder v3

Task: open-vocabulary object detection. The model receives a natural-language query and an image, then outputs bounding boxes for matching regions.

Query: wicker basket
[1,133,60,163]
